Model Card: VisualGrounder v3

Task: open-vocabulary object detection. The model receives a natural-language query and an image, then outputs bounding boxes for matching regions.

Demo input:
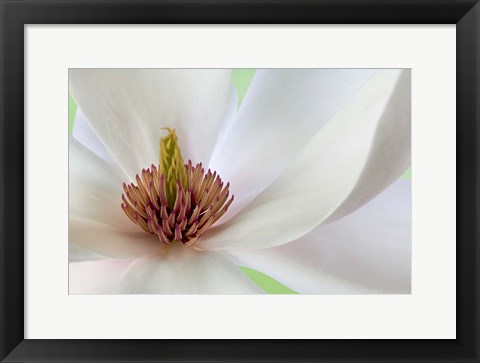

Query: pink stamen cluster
[121,161,234,246]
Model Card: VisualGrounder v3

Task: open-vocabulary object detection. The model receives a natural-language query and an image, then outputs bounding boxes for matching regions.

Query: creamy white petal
[201,69,411,250]
[209,69,378,220]
[69,242,106,263]
[69,69,232,179]
[230,180,411,294]
[115,242,262,294]
[69,138,164,259]
[70,219,164,259]
[72,109,115,163]
[69,137,132,230]
[210,86,238,148]
[69,259,134,294]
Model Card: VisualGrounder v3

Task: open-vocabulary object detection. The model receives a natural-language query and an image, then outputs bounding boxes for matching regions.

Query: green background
[69,69,410,294]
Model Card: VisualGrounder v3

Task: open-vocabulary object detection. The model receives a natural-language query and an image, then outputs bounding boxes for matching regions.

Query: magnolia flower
[69,69,411,294]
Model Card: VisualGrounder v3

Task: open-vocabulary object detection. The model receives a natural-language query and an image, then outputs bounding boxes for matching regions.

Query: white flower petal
[230,180,411,294]
[69,69,232,179]
[211,86,238,148]
[209,69,378,220]
[115,243,262,294]
[69,259,133,294]
[69,242,106,263]
[69,138,164,259]
[201,69,411,250]
[69,219,164,260]
[69,137,131,230]
[72,109,115,163]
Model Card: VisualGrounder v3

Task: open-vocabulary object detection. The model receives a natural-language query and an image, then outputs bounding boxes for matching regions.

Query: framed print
[1,0,478,362]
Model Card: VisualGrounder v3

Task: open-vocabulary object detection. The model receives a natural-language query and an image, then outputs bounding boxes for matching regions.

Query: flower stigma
[121,128,234,247]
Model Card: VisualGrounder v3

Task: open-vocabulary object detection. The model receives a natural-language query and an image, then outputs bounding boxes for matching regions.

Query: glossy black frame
[1,0,479,362]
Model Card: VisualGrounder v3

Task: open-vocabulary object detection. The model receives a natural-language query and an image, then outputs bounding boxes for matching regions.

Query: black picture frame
[1,1,478,362]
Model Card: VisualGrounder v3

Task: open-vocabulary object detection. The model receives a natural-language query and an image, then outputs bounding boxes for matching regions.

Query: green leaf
[401,167,411,180]
[238,266,298,294]
[68,94,77,135]
[232,69,256,108]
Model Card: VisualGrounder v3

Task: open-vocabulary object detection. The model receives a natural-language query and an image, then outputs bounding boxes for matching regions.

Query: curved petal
[72,109,115,163]
[201,69,410,250]
[115,242,262,294]
[229,180,411,294]
[69,242,106,263]
[69,137,131,230]
[209,69,378,220]
[210,86,238,148]
[69,69,232,179]
[69,259,134,294]
[69,219,164,260]
[69,138,164,259]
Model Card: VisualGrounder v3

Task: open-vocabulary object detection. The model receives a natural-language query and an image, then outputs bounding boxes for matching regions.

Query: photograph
[68,68,412,295]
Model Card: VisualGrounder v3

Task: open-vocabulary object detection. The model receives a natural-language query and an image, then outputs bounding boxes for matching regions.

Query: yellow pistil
[159,128,188,209]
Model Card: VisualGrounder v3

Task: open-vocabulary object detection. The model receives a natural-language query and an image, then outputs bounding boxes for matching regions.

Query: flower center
[121,128,234,246]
